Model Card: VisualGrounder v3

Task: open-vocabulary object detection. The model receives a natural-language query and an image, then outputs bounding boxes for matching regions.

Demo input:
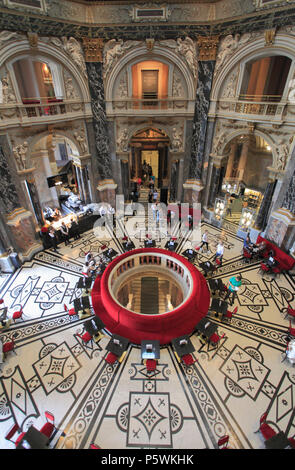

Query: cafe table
[16,425,49,449]
[265,431,292,449]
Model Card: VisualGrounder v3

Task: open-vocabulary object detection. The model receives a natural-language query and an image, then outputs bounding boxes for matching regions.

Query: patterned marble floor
[0,216,294,450]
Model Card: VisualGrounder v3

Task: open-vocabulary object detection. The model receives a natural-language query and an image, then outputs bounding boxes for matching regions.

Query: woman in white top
[213,241,224,265]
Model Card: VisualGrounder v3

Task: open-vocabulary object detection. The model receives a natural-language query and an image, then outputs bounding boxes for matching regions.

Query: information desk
[141,340,160,360]
[171,335,195,357]
[16,425,49,449]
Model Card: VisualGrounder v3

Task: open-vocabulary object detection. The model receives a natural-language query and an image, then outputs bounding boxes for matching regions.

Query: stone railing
[215,97,287,121]
[107,97,195,114]
[0,99,92,128]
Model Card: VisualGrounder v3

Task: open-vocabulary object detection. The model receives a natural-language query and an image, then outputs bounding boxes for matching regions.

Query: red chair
[39,411,55,439]
[122,236,128,241]
[5,422,25,447]
[218,435,229,449]
[105,352,118,364]
[223,306,238,322]
[243,248,252,263]
[77,331,93,345]
[146,359,157,372]
[100,245,107,251]
[12,306,24,322]
[288,320,295,337]
[285,305,295,320]
[259,262,270,276]
[255,412,277,440]
[181,354,197,366]
[209,333,225,348]
[0,298,5,307]
[90,443,101,449]
[288,435,295,448]
[64,304,77,316]
[3,339,16,358]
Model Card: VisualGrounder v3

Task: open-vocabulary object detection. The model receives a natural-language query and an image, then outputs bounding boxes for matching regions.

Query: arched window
[13,57,63,103]
[240,55,291,102]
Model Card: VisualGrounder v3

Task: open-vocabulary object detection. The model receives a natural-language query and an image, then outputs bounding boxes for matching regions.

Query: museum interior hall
[1,0,295,451]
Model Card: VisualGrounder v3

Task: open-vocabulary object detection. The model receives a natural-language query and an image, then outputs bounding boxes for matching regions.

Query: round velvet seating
[91,248,210,345]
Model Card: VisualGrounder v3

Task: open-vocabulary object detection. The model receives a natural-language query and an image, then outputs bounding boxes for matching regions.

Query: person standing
[60,221,70,246]
[49,227,58,252]
[224,274,242,305]
[153,188,158,203]
[70,217,80,240]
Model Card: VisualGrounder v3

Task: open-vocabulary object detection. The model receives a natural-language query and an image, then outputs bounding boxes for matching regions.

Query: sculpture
[74,128,88,154]
[62,37,87,78]
[13,141,29,170]
[117,128,129,152]
[176,37,198,79]
[288,78,295,104]
[276,142,289,171]
[171,127,182,151]
[1,75,16,103]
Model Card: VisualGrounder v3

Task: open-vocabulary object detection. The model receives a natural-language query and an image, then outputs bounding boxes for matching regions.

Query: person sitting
[82,261,96,278]
[85,252,94,264]
[243,236,253,256]
[253,240,267,258]
[266,250,278,270]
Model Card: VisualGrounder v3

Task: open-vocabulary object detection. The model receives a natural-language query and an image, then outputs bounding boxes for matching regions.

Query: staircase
[141,277,159,314]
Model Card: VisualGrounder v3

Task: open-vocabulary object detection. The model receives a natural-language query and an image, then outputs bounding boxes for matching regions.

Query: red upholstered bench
[256,235,295,273]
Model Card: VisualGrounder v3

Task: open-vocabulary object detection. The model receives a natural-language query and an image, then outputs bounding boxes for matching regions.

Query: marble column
[225,142,237,180]
[82,38,117,203]
[0,136,42,261]
[237,137,250,182]
[255,178,277,231]
[183,36,219,203]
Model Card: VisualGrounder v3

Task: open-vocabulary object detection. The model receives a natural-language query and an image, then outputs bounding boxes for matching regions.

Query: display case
[214,198,226,221]
[244,188,263,209]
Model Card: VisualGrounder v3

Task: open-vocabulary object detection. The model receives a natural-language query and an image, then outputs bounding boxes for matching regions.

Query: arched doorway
[212,134,273,226]
[129,127,170,193]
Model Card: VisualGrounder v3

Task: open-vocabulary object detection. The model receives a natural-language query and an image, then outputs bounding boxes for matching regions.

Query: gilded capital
[82,37,104,62]
[197,35,219,61]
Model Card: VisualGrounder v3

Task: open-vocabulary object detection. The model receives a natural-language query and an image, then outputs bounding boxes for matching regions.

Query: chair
[182,354,197,366]
[39,411,55,439]
[122,236,128,241]
[285,305,295,320]
[0,298,5,307]
[100,244,107,251]
[218,435,229,449]
[105,352,118,364]
[77,331,93,345]
[209,333,225,348]
[288,320,295,337]
[254,412,277,440]
[12,306,24,322]
[146,359,157,372]
[259,262,270,276]
[288,434,295,448]
[223,306,238,322]
[90,443,101,449]
[64,304,78,317]
[3,339,16,358]
[5,422,25,447]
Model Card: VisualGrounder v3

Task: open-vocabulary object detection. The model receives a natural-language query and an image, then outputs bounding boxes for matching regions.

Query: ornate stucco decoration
[48,37,87,78]
[197,36,220,61]
[103,39,141,78]
[275,140,290,171]
[288,76,295,104]
[129,4,172,22]
[27,32,38,48]
[73,127,88,155]
[221,71,238,98]
[1,72,16,104]
[116,128,129,152]
[171,126,183,152]
[214,32,260,77]
[63,70,79,101]
[158,37,198,80]
[264,28,276,46]
[12,141,30,171]
[82,37,104,62]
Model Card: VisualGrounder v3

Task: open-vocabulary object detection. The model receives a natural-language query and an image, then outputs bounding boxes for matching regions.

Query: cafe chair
[181,354,197,366]
[39,411,55,439]
[285,304,295,320]
[146,359,157,372]
[77,331,93,345]
[0,298,5,307]
[218,435,229,449]
[105,351,119,365]
[3,339,16,358]
[223,306,238,323]
[122,236,128,241]
[259,262,270,276]
[209,332,225,348]
[254,412,277,440]
[90,443,101,449]
[100,244,107,251]
[288,320,295,337]
[5,422,26,447]
[64,303,78,317]
[12,306,24,323]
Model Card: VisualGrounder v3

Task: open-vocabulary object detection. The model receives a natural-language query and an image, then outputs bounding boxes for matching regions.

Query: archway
[211,134,273,227]
[129,127,171,200]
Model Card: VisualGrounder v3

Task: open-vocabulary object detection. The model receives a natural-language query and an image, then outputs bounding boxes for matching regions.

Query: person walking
[224,274,242,305]
[153,188,158,203]
[200,230,209,253]
[213,241,224,266]
[48,227,58,252]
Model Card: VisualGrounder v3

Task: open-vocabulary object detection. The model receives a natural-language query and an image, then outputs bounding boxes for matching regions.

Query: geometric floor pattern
[0,217,295,449]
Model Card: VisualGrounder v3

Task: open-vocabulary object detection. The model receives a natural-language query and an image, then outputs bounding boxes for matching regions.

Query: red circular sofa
[91,248,210,345]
